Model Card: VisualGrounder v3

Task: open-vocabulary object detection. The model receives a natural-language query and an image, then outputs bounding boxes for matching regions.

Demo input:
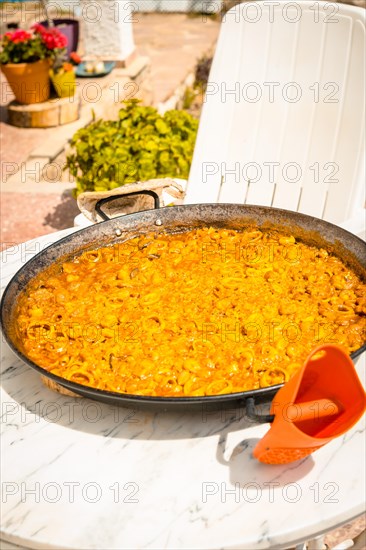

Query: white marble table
[1,229,365,550]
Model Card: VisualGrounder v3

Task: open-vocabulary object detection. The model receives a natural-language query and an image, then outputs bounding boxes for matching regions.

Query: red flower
[32,23,47,35]
[1,24,67,64]
[31,24,67,50]
[41,28,68,50]
[7,30,32,44]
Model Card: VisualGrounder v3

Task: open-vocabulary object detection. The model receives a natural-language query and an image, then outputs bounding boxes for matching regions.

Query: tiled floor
[0,191,79,252]
[134,13,220,104]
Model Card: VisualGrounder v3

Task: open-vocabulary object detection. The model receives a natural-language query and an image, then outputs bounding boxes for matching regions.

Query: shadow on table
[216,433,314,486]
[43,190,79,230]
[1,342,314,483]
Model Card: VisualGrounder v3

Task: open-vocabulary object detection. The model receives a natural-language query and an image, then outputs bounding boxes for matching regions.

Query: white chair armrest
[338,210,366,241]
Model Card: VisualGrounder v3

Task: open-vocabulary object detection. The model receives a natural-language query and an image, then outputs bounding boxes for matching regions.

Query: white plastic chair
[185,1,365,238]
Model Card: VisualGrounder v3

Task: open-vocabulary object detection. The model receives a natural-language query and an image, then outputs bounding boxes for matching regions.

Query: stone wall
[79,0,136,62]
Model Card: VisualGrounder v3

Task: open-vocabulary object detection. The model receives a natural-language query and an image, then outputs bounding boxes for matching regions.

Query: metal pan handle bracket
[95,190,161,221]
[246,397,275,424]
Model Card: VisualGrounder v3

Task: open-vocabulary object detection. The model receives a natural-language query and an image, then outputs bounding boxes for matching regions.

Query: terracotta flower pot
[1,59,51,105]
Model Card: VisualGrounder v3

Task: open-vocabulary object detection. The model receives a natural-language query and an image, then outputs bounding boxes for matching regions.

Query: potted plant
[0,24,67,104]
[50,61,76,98]
[50,52,81,98]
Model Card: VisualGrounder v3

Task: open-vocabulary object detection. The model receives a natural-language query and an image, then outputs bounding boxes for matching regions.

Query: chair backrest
[185,1,365,226]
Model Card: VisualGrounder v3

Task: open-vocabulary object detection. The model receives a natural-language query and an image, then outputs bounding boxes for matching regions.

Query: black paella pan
[1,193,365,409]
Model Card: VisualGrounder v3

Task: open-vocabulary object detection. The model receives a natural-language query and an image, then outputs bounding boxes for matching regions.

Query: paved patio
[0,12,220,248]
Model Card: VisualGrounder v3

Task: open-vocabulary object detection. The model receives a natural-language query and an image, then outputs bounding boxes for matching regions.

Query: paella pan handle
[246,397,274,424]
[95,190,161,221]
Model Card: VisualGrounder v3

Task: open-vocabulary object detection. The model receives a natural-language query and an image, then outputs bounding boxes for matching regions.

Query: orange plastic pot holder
[253,344,366,465]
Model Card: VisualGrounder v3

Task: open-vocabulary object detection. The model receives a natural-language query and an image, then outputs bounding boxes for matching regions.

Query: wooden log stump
[7,93,81,128]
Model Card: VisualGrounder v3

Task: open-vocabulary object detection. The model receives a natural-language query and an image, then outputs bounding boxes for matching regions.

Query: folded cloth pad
[77,178,185,223]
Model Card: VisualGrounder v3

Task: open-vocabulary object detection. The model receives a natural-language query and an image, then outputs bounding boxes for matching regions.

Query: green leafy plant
[66,100,199,197]
[182,86,197,110]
